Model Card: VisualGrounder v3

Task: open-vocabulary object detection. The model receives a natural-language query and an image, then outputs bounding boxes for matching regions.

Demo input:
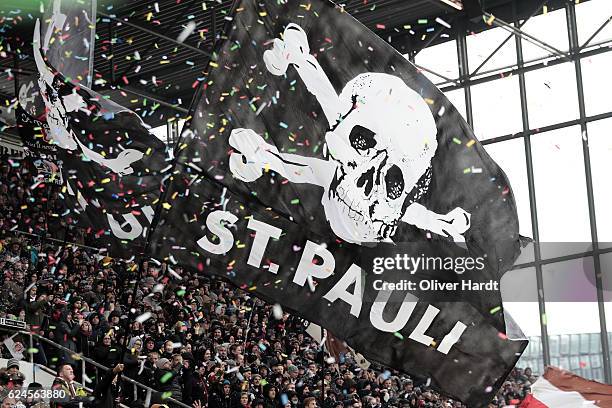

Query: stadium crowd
[0,153,536,407]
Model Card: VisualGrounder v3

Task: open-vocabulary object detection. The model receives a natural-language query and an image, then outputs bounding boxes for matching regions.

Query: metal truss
[446,0,612,384]
[484,11,570,61]
[98,12,211,58]
[580,15,612,51]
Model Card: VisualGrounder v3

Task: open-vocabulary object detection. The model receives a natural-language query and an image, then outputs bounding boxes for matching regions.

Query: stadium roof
[0,0,572,129]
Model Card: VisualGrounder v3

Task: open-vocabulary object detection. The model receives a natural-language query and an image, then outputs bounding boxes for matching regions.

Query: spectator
[0,153,534,408]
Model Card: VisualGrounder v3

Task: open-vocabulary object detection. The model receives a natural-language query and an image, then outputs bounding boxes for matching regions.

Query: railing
[16,329,191,408]
[1,228,103,253]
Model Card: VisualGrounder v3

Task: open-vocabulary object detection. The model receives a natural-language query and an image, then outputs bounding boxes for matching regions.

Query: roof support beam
[484,11,570,61]
[470,0,550,77]
[99,12,211,58]
[579,15,612,51]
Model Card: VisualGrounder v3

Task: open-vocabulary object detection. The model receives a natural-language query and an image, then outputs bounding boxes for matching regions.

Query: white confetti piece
[136,312,152,324]
[272,304,283,319]
[177,21,197,43]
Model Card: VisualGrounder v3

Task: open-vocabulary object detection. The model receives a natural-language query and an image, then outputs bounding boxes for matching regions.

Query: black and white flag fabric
[17,105,63,185]
[16,0,96,186]
[149,1,528,406]
[26,0,170,257]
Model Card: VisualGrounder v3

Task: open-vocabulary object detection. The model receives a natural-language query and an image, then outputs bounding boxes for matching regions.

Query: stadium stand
[0,152,534,407]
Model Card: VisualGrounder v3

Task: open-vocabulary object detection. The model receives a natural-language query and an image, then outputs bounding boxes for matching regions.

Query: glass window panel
[525,62,579,129]
[544,302,599,336]
[560,335,570,355]
[442,88,467,122]
[543,258,602,362]
[581,333,591,354]
[502,268,537,304]
[517,352,543,375]
[484,138,533,242]
[576,0,612,48]
[549,335,560,355]
[593,368,603,382]
[503,302,540,337]
[570,355,580,370]
[414,40,459,85]
[602,253,612,302]
[467,27,517,75]
[581,52,612,117]
[600,253,612,355]
[559,356,570,370]
[520,8,569,63]
[591,333,602,353]
[471,75,522,139]
[543,257,598,303]
[571,335,580,354]
[591,353,602,368]
[531,127,591,248]
[587,118,612,247]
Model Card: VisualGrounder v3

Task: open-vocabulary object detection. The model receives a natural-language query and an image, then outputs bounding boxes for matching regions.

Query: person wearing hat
[6,358,20,376]
[398,378,413,400]
[7,371,25,390]
[154,357,183,403]
[209,379,236,408]
[286,364,300,386]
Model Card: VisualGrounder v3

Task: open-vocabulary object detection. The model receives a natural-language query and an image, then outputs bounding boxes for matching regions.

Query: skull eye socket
[385,165,404,200]
[349,125,376,151]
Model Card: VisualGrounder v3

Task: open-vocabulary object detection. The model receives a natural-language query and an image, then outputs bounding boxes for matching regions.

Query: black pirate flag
[148,1,528,406]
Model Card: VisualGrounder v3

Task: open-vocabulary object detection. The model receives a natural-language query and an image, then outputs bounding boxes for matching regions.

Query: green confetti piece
[489,306,501,315]
[393,332,404,340]
[290,199,300,205]
[541,313,547,325]
[160,372,173,384]
[463,168,471,174]
[177,289,186,297]
[161,391,173,400]
[452,137,462,144]
[27,348,39,354]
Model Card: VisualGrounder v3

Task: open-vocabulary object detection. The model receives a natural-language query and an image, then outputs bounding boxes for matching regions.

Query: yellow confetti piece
[209,61,219,68]
[466,139,476,147]
[162,202,172,210]
[101,178,111,184]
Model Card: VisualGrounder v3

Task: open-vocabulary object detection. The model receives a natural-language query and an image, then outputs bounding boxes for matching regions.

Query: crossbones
[229,23,471,244]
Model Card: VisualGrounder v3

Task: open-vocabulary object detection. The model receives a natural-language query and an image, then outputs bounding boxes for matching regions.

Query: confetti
[177,21,197,43]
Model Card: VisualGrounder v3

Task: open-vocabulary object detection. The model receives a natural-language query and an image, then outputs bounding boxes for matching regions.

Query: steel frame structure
[415,0,612,383]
